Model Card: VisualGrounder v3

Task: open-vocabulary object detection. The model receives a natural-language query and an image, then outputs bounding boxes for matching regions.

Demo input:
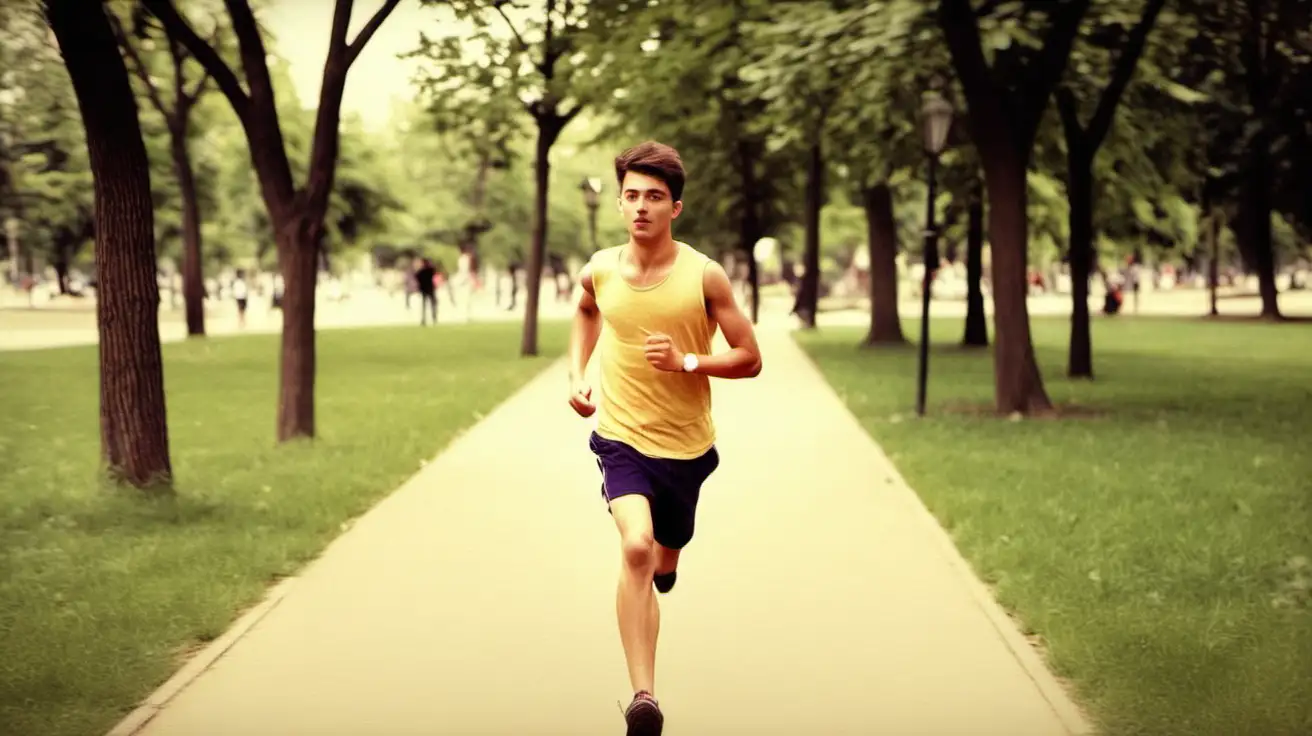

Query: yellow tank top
[592,241,716,459]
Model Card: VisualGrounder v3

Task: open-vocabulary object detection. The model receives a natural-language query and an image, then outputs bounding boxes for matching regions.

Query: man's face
[618,171,681,239]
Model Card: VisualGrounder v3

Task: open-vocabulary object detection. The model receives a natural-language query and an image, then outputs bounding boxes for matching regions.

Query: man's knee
[620,532,656,572]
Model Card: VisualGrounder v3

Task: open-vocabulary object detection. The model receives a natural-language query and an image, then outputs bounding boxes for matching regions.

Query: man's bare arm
[691,262,762,379]
[570,264,601,381]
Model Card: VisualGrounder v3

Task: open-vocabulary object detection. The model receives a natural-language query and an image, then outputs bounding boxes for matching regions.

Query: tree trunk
[734,138,763,324]
[746,248,760,324]
[962,186,988,347]
[737,202,762,325]
[276,220,318,442]
[1238,0,1280,320]
[983,156,1052,413]
[1242,136,1280,319]
[54,252,71,294]
[47,0,172,488]
[793,140,823,328]
[1066,147,1094,377]
[170,120,205,337]
[1208,208,1221,316]
[862,183,905,345]
[521,123,552,356]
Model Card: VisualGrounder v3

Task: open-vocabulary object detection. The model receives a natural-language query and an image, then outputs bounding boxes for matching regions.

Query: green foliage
[0,1,94,272]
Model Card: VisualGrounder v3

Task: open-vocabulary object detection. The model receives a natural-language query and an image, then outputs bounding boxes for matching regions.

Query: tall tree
[143,0,401,441]
[415,0,587,356]
[110,4,218,337]
[45,0,173,489]
[938,0,1091,415]
[1056,0,1165,378]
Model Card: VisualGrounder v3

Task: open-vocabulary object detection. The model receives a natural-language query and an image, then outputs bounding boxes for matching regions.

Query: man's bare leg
[609,494,660,695]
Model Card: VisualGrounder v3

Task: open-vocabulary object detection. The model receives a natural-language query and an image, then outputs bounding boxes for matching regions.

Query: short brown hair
[614,141,685,201]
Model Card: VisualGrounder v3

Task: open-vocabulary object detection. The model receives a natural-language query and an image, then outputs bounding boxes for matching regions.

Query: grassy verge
[796,316,1311,736]
[0,321,566,736]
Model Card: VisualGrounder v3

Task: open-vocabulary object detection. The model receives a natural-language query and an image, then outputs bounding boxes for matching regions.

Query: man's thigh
[649,446,720,550]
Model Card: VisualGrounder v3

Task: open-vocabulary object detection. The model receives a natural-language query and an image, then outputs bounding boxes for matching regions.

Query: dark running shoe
[653,571,677,594]
[624,691,664,736]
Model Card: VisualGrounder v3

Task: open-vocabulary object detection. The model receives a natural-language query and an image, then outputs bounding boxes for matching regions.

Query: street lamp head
[922,92,954,157]
[580,176,601,208]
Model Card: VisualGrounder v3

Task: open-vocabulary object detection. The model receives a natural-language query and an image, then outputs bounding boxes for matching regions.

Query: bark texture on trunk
[48,0,173,488]
[962,188,988,347]
[171,120,205,337]
[1239,135,1281,319]
[1065,147,1094,378]
[862,183,905,345]
[277,226,318,441]
[521,126,553,356]
[984,160,1052,413]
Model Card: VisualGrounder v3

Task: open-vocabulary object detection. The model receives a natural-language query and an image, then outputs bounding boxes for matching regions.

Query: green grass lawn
[0,321,566,736]
[797,317,1312,736]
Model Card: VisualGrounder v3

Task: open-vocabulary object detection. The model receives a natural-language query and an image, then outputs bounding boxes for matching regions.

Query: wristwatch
[682,353,699,373]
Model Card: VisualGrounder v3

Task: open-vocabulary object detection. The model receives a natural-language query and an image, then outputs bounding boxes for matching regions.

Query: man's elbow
[745,354,763,378]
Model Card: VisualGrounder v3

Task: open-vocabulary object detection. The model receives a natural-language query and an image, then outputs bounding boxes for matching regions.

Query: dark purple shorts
[588,431,720,550]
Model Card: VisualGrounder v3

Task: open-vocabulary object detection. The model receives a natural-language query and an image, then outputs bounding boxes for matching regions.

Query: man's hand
[568,377,596,417]
[643,332,685,372]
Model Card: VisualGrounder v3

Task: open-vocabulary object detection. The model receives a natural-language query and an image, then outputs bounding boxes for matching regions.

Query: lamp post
[915,90,954,417]
[580,177,602,251]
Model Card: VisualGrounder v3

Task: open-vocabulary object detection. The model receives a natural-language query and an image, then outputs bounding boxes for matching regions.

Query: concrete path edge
[105,578,297,736]
[792,338,1095,736]
[102,357,567,736]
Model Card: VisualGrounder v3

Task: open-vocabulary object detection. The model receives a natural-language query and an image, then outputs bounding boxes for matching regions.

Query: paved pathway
[115,326,1091,736]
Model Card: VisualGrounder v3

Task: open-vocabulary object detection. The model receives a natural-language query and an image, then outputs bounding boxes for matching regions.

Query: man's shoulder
[587,245,626,278]
[677,241,717,266]
[588,245,625,268]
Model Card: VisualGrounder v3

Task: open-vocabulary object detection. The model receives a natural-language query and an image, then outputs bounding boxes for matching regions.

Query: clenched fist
[643,332,685,372]
[568,377,596,418]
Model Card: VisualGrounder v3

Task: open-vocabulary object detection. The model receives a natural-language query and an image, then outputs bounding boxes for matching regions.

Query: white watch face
[683,353,698,372]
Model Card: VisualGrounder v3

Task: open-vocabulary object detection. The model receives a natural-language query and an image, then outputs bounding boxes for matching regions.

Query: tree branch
[109,11,172,119]
[938,0,1006,148]
[1017,0,1091,144]
[180,26,221,108]
[493,1,533,60]
[140,0,249,124]
[1055,86,1086,159]
[346,0,402,68]
[182,68,211,109]
[304,0,401,221]
[1086,0,1166,149]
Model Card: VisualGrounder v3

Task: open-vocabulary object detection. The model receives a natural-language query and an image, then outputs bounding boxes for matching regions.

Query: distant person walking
[232,270,250,329]
[416,258,438,326]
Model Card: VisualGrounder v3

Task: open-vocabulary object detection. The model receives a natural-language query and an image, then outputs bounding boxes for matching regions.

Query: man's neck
[625,234,678,269]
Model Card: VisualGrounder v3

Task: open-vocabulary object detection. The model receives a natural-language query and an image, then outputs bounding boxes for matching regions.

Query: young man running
[567,141,763,735]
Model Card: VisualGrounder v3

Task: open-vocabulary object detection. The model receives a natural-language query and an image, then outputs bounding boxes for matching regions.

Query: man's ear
[616,197,624,214]
[672,201,683,219]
